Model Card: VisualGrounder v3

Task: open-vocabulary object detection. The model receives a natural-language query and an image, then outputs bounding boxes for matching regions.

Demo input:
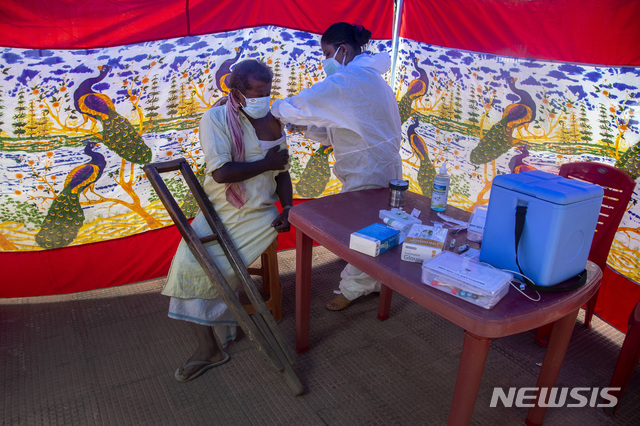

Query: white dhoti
[168,297,238,348]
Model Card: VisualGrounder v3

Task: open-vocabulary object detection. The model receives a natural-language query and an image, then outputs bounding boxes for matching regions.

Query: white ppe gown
[272,52,402,300]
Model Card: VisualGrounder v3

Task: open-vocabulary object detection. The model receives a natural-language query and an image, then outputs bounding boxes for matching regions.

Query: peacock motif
[616,140,640,180]
[398,58,429,124]
[508,146,537,173]
[74,65,152,164]
[295,145,334,198]
[470,77,536,165]
[407,117,436,196]
[216,47,243,94]
[179,170,206,218]
[35,141,106,249]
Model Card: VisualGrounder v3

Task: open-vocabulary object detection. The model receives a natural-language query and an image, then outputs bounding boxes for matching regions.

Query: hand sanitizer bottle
[430,163,450,212]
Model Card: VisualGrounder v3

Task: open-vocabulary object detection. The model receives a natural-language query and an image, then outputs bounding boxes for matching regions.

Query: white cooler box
[479,170,603,287]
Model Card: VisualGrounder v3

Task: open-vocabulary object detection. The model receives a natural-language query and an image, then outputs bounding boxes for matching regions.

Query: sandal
[174,351,230,382]
[326,294,352,311]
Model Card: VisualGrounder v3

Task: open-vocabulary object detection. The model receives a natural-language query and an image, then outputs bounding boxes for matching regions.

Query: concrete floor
[2,246,639,425]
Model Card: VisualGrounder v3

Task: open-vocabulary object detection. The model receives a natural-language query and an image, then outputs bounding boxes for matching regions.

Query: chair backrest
[559,162,636,270]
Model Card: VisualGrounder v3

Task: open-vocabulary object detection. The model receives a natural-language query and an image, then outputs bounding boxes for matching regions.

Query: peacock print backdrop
[393,40,640,281]
[2,27,639,277]
[0,27,394,250]
[1,0,639,312]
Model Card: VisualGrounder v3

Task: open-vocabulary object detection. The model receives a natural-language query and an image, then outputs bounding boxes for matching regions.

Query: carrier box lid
[491,170,603,205]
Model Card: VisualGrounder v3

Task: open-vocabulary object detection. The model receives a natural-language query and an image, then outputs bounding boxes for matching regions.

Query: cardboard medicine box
[349,223,400,257]
[401,224,448,263]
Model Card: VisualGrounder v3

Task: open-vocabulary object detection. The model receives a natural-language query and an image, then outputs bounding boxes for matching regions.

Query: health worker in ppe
[271,22,403,311]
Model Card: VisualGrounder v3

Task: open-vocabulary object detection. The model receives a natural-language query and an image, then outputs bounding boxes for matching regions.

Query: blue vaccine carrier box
[479,170,603,287]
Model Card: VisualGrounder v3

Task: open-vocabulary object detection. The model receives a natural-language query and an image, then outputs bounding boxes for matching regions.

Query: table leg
[295,229,313,353]
[525,309,579,426]
[377,284,393,321]
[448,331,492,426]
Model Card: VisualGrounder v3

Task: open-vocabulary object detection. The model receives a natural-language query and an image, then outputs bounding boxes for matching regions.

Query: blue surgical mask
[322,47,345,76]
[239,92,271,119]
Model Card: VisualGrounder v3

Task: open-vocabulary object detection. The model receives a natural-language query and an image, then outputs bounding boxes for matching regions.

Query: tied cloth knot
[214,93,247,208]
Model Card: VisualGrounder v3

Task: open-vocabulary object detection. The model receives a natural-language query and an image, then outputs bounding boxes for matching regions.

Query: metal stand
[144,158,303,395]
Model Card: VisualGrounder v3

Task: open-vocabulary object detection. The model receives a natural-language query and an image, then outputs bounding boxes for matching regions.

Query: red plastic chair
[535,162,636,346]
[605,297,640,415]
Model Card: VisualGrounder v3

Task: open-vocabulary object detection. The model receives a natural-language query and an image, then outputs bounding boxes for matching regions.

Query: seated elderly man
[163,59,293,382]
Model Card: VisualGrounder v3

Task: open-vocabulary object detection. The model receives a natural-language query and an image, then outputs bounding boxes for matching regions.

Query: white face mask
[322,47,345,76]
[239,92,271,119]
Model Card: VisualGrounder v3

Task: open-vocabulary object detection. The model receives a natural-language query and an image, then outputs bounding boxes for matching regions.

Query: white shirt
[162,105,286,299]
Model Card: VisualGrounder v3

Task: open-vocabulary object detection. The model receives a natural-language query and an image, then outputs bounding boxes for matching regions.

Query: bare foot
[326,294,352,311]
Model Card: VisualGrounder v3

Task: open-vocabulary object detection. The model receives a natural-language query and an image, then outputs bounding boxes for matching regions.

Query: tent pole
[390,0,404,92]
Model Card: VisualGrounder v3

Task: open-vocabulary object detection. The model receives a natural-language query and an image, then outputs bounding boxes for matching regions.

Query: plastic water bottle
[430,163,450,212]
